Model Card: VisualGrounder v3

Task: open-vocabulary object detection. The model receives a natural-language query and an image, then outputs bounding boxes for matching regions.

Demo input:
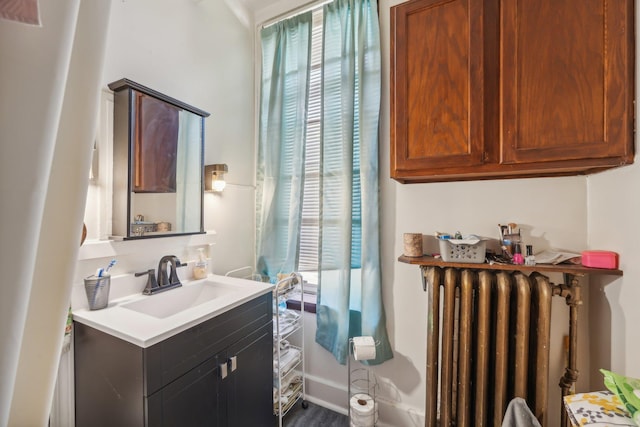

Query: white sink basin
[121,280,242,319]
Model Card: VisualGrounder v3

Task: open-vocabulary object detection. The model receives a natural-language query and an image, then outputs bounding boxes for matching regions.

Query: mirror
[108,79,210,239]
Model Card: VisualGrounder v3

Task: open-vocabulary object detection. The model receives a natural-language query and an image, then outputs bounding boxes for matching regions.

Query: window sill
[286,293,317,314]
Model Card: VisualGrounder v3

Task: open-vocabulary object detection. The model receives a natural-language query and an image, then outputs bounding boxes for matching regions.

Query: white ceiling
[233,0,274,11]
[223,0,311,27]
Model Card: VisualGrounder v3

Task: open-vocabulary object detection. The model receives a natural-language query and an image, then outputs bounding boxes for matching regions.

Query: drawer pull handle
[220,362,228,379]
[229,356,238,372]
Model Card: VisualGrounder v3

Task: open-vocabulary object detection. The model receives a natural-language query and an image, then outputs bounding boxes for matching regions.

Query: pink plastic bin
[581,250,619,269]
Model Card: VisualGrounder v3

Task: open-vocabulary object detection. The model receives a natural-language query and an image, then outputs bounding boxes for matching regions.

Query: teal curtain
[315,0,393,365]
[256,14,313,281]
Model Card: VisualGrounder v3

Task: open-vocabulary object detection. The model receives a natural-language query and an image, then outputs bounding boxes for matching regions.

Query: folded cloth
[274,347,290,359]
[501,397,541,427]
[273,372,302,393]
[273,378,303,409]
[274,339,290,357]
[274,348,301,375]
[564,391,636,426]
[273,310,300,336]
[275,273,299,293]
[279,309,300,321]
[273,319,297,336]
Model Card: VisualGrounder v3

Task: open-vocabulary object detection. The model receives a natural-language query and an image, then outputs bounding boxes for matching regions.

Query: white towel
[274,348,301,375]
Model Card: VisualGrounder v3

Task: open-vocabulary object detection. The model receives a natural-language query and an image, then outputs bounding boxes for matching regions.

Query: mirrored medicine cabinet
[108,79,210,240]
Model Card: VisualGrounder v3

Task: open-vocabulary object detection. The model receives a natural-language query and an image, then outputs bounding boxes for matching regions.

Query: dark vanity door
[225,322,274,427]
[147,322,274,427]
[146,355,224,427]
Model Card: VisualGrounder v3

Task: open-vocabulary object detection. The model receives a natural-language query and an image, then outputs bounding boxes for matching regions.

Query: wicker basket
[438,239,486,263]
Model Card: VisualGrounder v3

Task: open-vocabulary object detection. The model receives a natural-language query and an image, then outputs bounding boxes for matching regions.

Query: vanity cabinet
[390,0,634,183]
[74,293,273,427]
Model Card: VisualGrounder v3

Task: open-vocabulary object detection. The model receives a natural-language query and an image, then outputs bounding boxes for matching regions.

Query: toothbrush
[104,259,116,275]
[96,259,117,277]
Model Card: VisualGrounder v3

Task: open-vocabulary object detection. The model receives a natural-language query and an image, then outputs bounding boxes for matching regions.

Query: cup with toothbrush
[84,259,116,310]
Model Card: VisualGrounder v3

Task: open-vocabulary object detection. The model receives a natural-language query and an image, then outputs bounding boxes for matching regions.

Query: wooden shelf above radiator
[398,255,623,276]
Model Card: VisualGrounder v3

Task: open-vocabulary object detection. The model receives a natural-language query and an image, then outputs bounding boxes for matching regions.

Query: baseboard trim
[302,372,425,427]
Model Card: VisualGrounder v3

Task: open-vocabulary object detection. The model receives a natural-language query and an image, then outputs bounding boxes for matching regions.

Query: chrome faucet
[135,255,184,295]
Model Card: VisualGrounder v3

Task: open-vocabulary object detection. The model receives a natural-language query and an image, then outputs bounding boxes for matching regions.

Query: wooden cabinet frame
[391,0,634,183]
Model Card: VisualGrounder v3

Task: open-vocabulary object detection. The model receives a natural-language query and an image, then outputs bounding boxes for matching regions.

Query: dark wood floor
[283,400,349,427]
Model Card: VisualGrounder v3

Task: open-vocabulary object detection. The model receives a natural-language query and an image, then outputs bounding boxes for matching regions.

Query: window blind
[298,9,323,273]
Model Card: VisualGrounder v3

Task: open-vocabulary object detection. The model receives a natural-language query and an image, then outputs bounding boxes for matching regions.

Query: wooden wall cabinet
[390,0,635,183]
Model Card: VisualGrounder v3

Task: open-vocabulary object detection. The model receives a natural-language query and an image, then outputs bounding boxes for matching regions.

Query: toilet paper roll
[352,336,376,361]
[350,393,376,426]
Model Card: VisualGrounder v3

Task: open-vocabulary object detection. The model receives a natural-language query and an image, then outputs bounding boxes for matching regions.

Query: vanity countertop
[73,274,272,348]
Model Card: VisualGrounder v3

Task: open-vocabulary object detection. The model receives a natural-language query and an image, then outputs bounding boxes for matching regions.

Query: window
[297,9,362,291]
[259,0,391,364]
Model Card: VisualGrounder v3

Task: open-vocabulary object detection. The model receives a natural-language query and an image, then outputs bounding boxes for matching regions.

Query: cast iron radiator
[423,267,554,427]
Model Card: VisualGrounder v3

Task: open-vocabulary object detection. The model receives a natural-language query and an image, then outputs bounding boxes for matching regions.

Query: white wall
[587,165,640,382]
[79,0,257,284]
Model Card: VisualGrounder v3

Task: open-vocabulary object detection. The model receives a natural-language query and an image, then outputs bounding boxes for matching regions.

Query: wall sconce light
[205,164,228,192]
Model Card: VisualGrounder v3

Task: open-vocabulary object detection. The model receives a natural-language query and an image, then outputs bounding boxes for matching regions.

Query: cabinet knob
[229,356,238,372]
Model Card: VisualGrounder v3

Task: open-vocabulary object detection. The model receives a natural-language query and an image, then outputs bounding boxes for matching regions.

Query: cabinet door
[225,323,274,427]
[501,0,634,165]
[146,357,224,427]
[391,0,489,179]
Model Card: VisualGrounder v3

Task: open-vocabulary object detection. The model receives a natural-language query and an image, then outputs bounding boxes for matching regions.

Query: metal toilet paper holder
[348,338,379,426]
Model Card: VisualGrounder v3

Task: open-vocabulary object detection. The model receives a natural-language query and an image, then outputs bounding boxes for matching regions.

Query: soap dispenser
[193,248,209,279]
